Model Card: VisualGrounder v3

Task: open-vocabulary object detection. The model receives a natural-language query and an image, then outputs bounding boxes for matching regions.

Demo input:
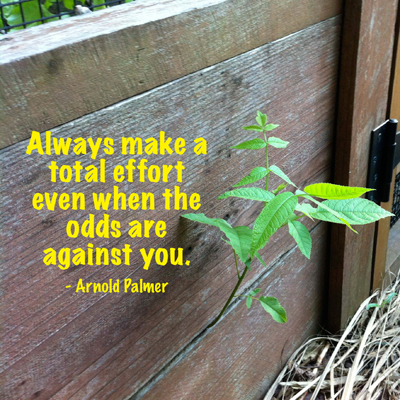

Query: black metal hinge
[367,119,400,203]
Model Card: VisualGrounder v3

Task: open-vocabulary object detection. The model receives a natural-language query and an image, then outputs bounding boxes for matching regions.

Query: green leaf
[307,198,394,225]
[380,292,398,308]
[182,214,245,261]
[296,191,357,232]
[63,0,75,9]
[250,192,298,256]
[265,124,279,131]
[250,288,261,296]
[295,203,317,220]
[231,138,266,150]
[245,258,252,270]
[385,292,397,304]
[269,165,297,187]
[266,137,289,148]
[44,0,58,8]
[311,198,357,232]
[272,183,288,195]
[366,303,381,310]
[243,125,263,132]
[233,167,268,187]
[256,111,267,127]
[181,213,222,228]
[3,1,57,29]
[246,296,253,308]
[304,183,374,200]
[230,226,252,263]
[288,221,312,259]
[367,293,397,310]
[223,227,270,265]
[218,187,274,202]
[92,0,106,8]
[255,252,266,268]
[259,296,287,323]
[217,226,253,263]
[285,213,298,224]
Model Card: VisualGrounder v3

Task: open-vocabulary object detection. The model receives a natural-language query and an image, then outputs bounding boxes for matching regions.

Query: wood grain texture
[0,18,340,399]
[390,18,400,123]
[129,223,329,400]
[0,0,342,149]
[373,22,400,290]
[328,0,398,331]
[385,220,400,281]
[373,177,396,289]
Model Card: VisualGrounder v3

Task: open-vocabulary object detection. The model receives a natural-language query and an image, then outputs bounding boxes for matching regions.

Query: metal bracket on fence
[367,119,400,203]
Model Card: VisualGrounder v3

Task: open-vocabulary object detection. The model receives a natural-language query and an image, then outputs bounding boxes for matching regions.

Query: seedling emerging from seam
[182,111,394,328]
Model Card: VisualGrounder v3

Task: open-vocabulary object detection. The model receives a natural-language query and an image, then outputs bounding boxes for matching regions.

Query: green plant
[367,292,397,310]
[182,111,394,328]
[0,0,134,32]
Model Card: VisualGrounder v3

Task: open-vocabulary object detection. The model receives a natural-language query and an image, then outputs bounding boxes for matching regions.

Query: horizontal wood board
[0,0,342,148]
[0,17,340,399]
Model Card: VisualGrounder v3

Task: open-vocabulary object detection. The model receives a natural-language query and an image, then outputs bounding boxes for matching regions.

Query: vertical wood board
[373,14,400,290]
[329,0,398,330]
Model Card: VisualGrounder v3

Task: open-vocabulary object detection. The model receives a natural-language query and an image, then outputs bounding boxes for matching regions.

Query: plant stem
[264,133,269,192]
[282,213,307,227]
[234,250,239,278]
[207,265,249,329]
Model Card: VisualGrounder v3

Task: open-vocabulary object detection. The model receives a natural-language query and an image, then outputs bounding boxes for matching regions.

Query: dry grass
[264,273,400,400]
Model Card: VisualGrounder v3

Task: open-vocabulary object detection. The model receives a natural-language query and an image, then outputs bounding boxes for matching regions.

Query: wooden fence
[0,0,397,399]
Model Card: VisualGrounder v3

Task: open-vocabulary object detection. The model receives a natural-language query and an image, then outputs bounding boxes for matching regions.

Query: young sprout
[182,111,393,328]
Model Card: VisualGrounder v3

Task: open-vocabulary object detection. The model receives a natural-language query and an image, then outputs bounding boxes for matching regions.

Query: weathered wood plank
[134,223,329,400]
[385,220,400,281]
[0,18,340,399]
[373,25,400,290]
[373,174,397,289]
[328,0,398,331]
[0,0,342,149]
